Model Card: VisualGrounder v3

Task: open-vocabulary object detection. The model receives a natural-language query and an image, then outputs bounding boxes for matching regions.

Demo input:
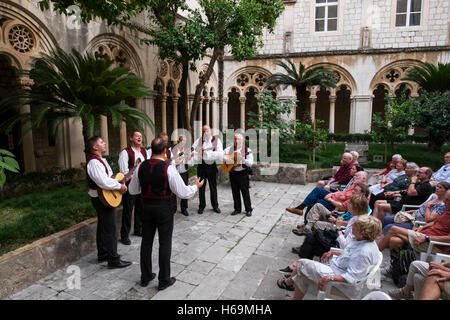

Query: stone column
[199,97,204,124]
[352,95,372,133]
[161,93,168,133]
[143,96,155,146]
[100,115,109,155]
[55,124,66,169]
[19,77,36,173]
[222,97,228,130]
[212,98,219,131]
[309,95,317,123]
[172,95,179,142]
[329,96,336,133]
[120,121,127,150]
[239,96,246,130]
[205,98,210,127]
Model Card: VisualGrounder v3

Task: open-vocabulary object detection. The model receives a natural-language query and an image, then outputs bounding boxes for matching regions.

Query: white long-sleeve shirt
[128,157,198,199]
[87,157,122,198]
[118,147,147,174]
[171,145,194,174]
[223,145,253,172]
[192,136,223,164]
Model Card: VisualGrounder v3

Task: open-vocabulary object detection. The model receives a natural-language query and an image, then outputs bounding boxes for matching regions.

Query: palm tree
[0,48,154,157]
[402,62,450,93]
[266,60,337,124]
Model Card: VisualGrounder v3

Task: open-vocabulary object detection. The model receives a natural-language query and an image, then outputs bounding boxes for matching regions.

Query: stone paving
[4,181,397,300]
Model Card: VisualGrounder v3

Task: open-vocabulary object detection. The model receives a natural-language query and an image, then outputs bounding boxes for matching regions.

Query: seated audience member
[370,159,407,196]
[372,167,433,222]
[286,171,367,221]
[388,260,450,300]
[350,151,360,166]
[418,259,450,300]
[278,197,373,291]
[282,216,382,300]
[316,153,354,191]
[293,186,369,236]
[368,154,402,185]
[377,189,450,255]
[369,162,418,210]
[431,152,450,185]
[380,181,450,236]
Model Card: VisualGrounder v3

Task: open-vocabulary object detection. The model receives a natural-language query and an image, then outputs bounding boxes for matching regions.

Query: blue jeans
[296,187,334,224]
[382,215,413,235]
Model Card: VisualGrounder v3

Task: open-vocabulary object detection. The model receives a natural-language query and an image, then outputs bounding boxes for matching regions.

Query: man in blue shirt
[432,152,450,184]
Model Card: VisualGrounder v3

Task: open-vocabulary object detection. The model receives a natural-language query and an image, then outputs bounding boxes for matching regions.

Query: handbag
[393,211,416,224]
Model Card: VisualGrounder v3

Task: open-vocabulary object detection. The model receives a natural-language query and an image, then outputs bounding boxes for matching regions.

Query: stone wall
[0,209,122,299]
[250,163,307,185]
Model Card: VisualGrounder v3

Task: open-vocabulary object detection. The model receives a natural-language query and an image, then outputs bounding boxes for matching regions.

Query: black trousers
[230,170,252,212]
[120,191,143,238]
[91,197,120,263]
[179,171,189,211]
[140,199,175,285]
[369,192,387,211]
[197,163,219,210]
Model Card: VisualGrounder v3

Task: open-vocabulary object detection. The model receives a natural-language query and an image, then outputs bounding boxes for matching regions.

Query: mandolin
[98,159,141,207]
[221,152,238,173]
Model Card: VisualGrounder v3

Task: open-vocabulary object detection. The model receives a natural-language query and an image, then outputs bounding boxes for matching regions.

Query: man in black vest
[85,136,131,269]
[223,133,254,216]
[147,132,172,161]
[192,125,223,214]
[118,131,147,244]
[129,137,204,290]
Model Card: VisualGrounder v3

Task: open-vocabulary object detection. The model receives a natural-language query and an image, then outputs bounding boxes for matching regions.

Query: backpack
[390,244,416,288]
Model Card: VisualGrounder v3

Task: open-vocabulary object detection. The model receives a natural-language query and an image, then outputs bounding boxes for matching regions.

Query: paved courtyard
[5,181,397,300]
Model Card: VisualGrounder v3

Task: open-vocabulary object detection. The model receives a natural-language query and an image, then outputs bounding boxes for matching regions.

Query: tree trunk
[189,48,221,132]
[218,47,224,131]
[179,61,190,132]
[296,85,312,125]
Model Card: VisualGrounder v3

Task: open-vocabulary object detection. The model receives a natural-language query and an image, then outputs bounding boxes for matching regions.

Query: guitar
[221,152,238,173]
[98,159,141,207]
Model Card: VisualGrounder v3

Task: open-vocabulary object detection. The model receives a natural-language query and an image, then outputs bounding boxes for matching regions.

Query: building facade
[0,0,449,172]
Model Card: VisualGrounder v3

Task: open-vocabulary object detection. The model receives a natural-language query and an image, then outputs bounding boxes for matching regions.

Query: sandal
[277,279,294,291]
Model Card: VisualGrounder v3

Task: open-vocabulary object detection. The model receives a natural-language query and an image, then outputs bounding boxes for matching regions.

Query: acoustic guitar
[98,159,141,207]
[221,152,238,173]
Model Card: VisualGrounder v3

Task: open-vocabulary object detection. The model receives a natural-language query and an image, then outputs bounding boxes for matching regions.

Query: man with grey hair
[223,133,254,216]
[317,152,355,191]
[368,162,418,209]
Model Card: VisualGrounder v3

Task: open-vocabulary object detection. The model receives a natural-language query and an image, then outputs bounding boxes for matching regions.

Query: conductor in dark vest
[192,125,223,214]
[118,131,147,244]
[129,137,205,289]
[85,136,132,269]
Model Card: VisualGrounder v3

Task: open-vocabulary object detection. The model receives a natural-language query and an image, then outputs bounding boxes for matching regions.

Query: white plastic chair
[419,241,450,262]
[362,291,392,300]
[317,250,383,300]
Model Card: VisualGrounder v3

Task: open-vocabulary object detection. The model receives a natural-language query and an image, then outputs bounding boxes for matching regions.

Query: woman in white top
[292,215,382,300]
[370,159,407,196]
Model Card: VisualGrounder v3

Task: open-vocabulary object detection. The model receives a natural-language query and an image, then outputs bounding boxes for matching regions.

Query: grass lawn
[0,181,95,256]
[279,143,450,171]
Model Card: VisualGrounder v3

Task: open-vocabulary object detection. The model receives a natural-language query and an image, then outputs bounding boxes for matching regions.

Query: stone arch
[305,62,357,93]
[369,59,423,96]
[225,66,271,130]
[0,2,58,69]
[86,33,144,79]
[0,2,60,172]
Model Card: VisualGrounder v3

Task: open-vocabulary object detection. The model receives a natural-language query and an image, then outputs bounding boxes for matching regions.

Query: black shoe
[140,273,156,287]
[231,210,241,216]
[107,259,132,269]
[120,238,131,245]
[246,211,252,217]
[158,277,176,290]
[279,266,293,273]
[198,208,204,214]
[213,208,221,214]
[181,210,189,216]
[292,247,301,255]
